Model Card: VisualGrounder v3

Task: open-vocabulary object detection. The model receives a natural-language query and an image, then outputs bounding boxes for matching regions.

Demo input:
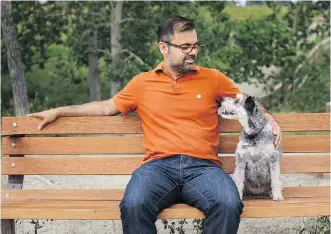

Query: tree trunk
[1,1,30,116]
[110,1,123,97]
[87,5,101,101]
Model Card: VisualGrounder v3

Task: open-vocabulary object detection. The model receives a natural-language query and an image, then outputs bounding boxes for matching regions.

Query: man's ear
[158,42,168,56]
[244,96,256,113]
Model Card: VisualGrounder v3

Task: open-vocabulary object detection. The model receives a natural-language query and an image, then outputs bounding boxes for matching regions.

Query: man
[28,16,282,234]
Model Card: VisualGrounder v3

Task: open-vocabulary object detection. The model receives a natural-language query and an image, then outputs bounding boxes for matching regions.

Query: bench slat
[3,197,329,207]
[2,187,329,201]
[2,113,330,135]
[2,155,330,175]
[2,198,330,219]
[2,135,330,155]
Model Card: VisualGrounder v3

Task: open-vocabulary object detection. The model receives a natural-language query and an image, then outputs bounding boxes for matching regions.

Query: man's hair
[157,16,195,42]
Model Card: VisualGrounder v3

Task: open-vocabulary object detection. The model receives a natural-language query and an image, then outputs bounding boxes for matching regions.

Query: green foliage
[66,1,112,66]
[2,1,330,115]
[223,3,273,20]
[192,219,204,233]
[47,52,89,106]
[224,1,330,111]
[161,217,330,234]
[7,1,67,72]
[266,53,330,112]
[162,219,203,234]
[1,43,90,116]
[296,216,330,234]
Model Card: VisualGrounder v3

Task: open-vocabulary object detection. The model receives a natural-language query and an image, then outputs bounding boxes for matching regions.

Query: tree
[110,1,124,97]
[65,1,110,101]
[10,1,67,71]
[87,3,101,101]
[218,1,330,111]
[1,0,29,116]
[1,1,69,115]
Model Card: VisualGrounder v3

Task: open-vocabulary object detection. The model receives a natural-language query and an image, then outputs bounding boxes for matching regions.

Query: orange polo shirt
[113,63,242,167]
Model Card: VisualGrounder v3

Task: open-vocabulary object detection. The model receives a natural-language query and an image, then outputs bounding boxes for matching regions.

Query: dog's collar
[244,120,267,140]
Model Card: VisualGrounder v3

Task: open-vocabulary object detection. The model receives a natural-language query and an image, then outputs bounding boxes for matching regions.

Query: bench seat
[2,186,330,219]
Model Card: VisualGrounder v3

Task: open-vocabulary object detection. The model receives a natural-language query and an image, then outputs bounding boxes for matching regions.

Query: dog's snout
[222,101,232,109]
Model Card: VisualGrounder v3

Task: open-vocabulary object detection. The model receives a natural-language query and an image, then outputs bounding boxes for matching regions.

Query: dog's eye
[234,99,239,104]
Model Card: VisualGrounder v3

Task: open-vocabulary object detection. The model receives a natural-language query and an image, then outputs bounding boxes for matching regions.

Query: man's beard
[168,55,196,74]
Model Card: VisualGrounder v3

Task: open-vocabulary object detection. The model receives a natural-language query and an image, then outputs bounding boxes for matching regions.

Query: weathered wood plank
[2,135,330,155]
[2,113,330,135]
[2,155,330,175]
[2,187,329,201]
[2,198,330,219]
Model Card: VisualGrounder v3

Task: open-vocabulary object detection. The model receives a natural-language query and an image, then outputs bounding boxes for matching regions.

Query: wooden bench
[1,113,330,234]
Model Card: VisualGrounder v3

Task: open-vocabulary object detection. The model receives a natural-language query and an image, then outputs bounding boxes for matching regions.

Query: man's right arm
[27,98,120,130]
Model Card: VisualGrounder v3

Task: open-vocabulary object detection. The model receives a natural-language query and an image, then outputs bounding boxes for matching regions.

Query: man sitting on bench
[28,16,282,234]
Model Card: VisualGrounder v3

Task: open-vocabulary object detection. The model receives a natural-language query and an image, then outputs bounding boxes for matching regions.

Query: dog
[218,95,284,201]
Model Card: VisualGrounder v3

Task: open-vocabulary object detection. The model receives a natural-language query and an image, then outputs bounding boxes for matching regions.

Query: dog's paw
[272,193,284,201]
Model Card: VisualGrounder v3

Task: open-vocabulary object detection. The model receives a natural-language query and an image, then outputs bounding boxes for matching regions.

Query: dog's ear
[244,96,256,113]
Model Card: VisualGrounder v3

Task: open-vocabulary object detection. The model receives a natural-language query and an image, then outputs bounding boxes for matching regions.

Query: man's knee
[121,196,145,211]
[210,196,244,214]
[120,194,156,214]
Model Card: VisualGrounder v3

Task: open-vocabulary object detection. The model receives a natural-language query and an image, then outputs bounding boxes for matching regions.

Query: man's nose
[188,48,198,57]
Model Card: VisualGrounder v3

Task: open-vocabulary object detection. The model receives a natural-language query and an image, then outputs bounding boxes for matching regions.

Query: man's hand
[263,112,282,149]
[26,109,59,130]
[271,120,282,150]
[25,99,121,130]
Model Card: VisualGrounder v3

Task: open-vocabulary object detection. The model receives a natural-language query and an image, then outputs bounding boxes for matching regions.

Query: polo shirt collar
[153,62,200,74]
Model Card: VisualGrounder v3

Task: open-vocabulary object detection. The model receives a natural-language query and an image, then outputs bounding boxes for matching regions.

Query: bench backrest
[2,114,330,180]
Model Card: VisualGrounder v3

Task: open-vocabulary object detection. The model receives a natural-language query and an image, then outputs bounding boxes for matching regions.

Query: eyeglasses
[162,41,203,53]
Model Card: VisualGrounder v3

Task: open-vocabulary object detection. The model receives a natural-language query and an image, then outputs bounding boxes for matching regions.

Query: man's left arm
[239,93,283,149]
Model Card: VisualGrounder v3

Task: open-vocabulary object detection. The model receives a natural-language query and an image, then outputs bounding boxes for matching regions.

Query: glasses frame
[162,41,203,53]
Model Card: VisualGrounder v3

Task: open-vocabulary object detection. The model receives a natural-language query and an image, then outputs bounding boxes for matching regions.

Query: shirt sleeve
[214,69,242,101]
[112,76,140,115]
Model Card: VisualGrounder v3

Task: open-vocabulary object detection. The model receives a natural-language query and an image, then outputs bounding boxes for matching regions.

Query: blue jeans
[119,155,244,234]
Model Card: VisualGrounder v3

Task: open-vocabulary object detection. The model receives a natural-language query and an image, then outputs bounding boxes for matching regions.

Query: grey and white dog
[218,95,284,201]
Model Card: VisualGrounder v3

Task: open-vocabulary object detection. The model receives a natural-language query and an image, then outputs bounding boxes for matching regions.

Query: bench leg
[1,219,16,234]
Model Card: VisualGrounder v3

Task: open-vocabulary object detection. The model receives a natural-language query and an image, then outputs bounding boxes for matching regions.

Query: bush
[296,216,330,234]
